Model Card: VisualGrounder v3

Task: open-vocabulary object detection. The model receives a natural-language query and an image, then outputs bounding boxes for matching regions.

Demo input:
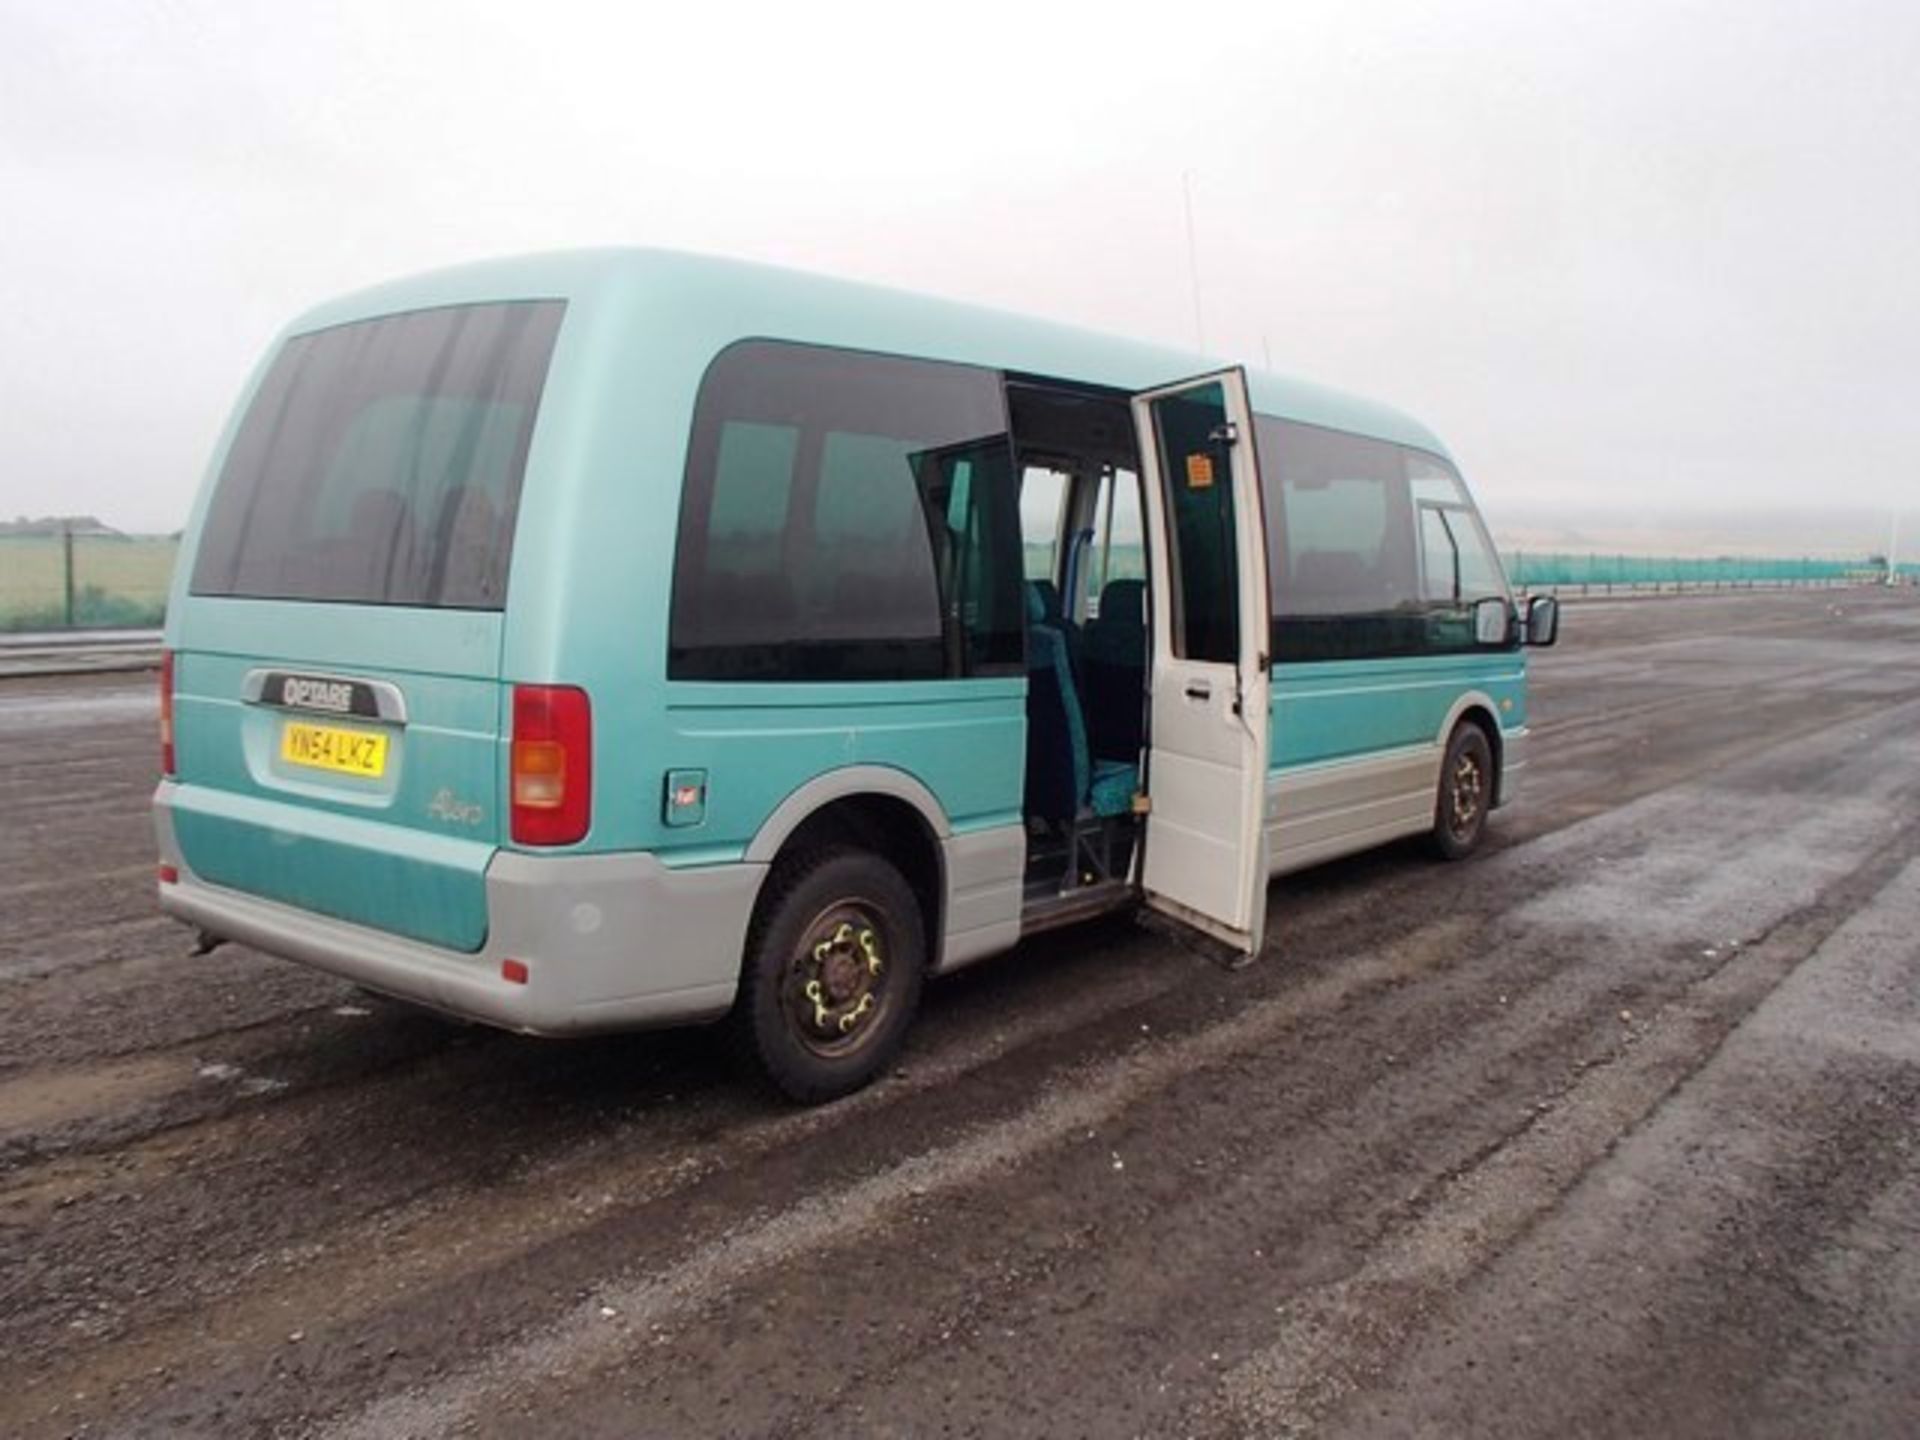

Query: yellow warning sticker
[1185,453,1215,489]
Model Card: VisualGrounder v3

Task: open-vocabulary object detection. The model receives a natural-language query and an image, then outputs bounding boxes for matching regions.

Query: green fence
[0,533,178,631]
[1501,552,1904,593]
[1050,545,1903,596]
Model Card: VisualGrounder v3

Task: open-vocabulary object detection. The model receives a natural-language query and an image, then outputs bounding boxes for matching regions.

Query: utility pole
[1890,511,1901,586]
[62,521,75,627]
[1182,171,1205,354]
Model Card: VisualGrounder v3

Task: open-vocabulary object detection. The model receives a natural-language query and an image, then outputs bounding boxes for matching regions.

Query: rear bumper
[154,784,762,1035]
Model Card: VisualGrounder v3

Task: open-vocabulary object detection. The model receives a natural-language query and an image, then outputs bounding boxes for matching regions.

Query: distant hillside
[1,515,123,537]
[1482,503,1912,561]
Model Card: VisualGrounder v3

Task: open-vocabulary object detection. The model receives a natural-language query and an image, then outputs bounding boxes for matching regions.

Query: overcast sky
[2,0,1915,543]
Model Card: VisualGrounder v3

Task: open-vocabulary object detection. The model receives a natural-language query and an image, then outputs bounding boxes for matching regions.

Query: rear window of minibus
[190,300,565,610]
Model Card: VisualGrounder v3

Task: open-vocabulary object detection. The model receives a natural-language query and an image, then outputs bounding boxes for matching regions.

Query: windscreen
[190,300,565,610]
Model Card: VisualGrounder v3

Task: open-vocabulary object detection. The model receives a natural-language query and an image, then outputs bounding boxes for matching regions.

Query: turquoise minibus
[154,249,1557,1101]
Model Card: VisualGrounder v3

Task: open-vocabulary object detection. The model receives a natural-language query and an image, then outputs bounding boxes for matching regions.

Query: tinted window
[670,342,1022,681]
[1150,382,1239,663]
[1408,452,1507,607]
[1420,506,1465,602]
[1257,417,1418,660]
[917,436,1025,674]
[191,301,564,609]
[1412,462,1509,652]
[1256,417,1509,661]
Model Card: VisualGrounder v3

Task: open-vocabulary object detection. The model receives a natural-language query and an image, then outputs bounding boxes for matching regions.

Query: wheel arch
[1435,690,1507,805]
[743,767,951,952]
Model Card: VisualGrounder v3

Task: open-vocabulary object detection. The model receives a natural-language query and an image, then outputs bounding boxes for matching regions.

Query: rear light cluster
[510,684,592,846]
[159,649,176,776]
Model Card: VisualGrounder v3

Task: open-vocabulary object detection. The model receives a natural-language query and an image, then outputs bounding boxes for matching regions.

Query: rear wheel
[731,847,926,1104]
[1432,723,1494,861]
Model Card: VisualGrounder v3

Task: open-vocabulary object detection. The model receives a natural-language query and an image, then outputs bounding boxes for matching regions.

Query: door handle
[1184,681,1212,702]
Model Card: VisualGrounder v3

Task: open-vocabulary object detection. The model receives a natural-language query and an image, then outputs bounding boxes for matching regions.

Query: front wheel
[1432,723,1494,861]
[731,847,926,1104]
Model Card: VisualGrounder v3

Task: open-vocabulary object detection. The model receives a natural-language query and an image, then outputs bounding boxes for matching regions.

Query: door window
[1149,382,1238,664]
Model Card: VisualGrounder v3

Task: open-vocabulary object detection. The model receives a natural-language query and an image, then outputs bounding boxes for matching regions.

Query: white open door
[1133,369,1272,955]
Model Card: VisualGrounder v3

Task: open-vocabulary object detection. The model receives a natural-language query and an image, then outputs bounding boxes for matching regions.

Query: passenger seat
[1028,578,1082,681]
[1024,583,1136,824]
[1082,579,1147,763]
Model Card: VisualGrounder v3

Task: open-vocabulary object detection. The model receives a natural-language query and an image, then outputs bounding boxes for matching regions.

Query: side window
[811,432,941,637]
[1020,465,1070,582]
[912,439,1026,674]
[1257,417,1421,662]
[1420,506,1462,602]
[1085,466,1144,618]
[708,421,797,576]
[670,342,1021,681]
[1451,517,1506,601]
[1256,418,1510,662]
[1409,450,1510,652]
[1408,457,1504,599]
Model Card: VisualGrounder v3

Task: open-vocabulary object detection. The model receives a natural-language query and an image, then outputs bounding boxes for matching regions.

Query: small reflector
[157,863,179,885]
[501,958,530,985]
[159,649,176,776]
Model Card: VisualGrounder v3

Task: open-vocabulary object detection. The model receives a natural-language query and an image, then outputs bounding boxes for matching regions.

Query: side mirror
[1525,594,1560,647]
[1473,595,1512,646]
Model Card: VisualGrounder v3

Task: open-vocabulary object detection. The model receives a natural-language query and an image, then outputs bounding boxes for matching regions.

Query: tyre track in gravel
[2,591,1918,1439]
[378,697,1920,1440]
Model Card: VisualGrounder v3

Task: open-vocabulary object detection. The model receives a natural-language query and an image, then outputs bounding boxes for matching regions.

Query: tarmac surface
[2,588,1916,1438]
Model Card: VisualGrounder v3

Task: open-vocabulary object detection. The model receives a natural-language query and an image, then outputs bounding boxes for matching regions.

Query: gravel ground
[1,588,1916,1439]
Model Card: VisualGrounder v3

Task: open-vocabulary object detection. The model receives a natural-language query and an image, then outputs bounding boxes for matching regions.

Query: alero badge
[427,788,484,826]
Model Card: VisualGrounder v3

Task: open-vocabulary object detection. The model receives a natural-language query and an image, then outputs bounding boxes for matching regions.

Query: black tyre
[731,847,926,1104]
[1432,723,1494,861]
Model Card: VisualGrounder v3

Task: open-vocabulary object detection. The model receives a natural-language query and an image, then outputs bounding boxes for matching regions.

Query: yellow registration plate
[280,721,388,778]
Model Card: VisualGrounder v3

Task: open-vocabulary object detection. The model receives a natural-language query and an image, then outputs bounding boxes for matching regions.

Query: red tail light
[159,649,176,776]
[511,685,591,845]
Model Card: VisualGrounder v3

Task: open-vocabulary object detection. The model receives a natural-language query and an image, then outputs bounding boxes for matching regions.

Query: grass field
[0,535,178,630]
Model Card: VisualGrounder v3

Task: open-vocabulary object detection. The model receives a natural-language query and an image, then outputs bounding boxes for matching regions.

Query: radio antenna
[1182,170,1206,354]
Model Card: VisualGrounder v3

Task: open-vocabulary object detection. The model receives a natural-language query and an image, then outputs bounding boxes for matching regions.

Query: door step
[1019,879,1137,937]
